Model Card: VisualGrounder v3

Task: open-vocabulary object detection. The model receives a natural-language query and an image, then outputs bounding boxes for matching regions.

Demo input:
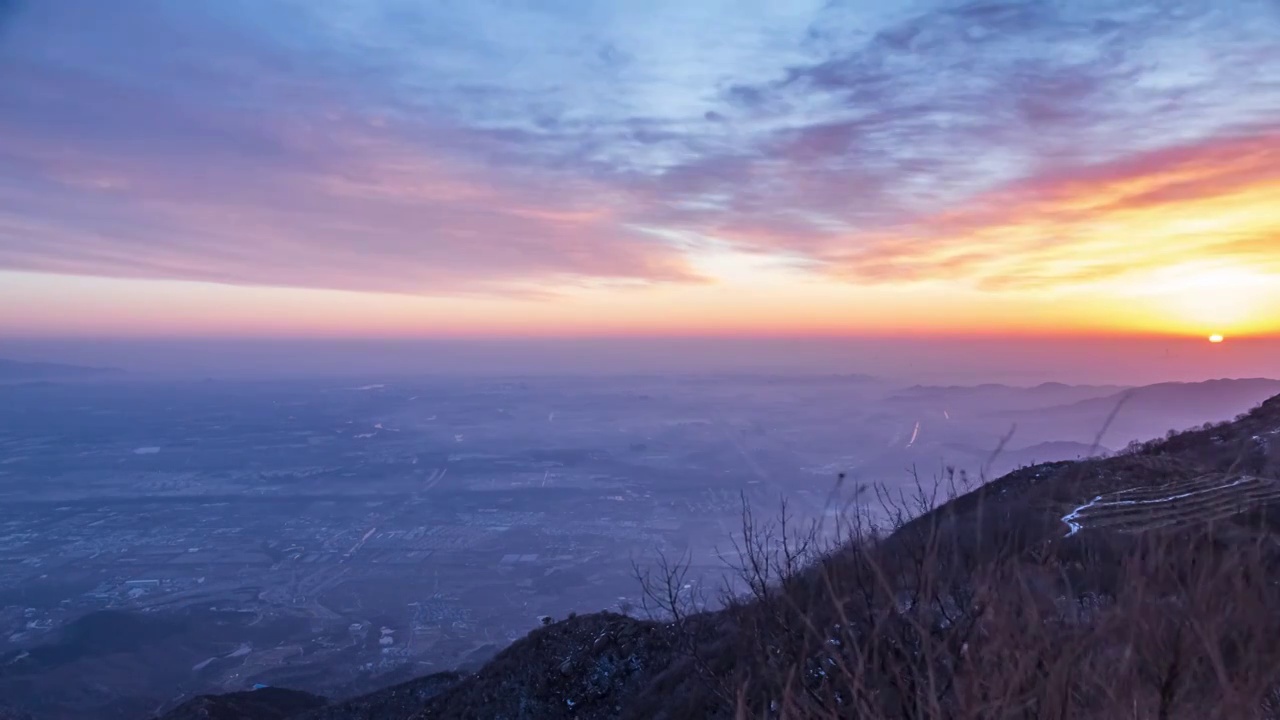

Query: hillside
[146,392,1280,718]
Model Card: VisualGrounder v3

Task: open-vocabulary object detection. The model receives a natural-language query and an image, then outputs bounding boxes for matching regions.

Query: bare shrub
[638,469,1280,719]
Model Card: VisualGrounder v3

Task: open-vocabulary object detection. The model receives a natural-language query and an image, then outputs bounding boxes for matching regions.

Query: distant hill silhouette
[0,358,122,381]
[3,611,184,670]
[1032,378,1280,417]
[998,439,1110,467]
[999,377,1280,447]
[892,381,1126,400]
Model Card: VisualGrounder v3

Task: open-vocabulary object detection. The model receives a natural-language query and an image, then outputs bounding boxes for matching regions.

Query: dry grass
[636,397,1280,719]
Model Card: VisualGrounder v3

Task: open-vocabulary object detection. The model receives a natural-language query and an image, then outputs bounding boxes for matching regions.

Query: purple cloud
[1,0,1277,296]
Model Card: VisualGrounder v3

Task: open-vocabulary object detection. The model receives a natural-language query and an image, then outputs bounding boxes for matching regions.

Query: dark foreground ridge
[157,688,326,720]
[154,393,1280,719]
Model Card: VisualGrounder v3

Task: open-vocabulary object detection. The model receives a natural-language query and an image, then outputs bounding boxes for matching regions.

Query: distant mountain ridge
[0,358,122,381]
[1032,378,1280,415]
[886,381,1129,413]
[895,381,1128,395]
[994,378,1280,447]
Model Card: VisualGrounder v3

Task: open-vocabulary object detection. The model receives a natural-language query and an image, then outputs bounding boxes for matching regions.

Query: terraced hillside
[1062,473,1280,535]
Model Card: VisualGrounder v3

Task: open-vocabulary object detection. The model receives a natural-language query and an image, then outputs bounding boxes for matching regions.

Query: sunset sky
[1,0,1278,341]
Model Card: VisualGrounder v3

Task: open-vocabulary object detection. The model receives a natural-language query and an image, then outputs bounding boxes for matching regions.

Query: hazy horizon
[4,334,1279,386]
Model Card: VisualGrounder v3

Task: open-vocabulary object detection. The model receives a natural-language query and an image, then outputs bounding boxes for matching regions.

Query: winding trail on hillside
[1061,473,1280,535]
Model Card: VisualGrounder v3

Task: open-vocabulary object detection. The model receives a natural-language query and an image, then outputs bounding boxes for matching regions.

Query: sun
[1209,334,1225,344]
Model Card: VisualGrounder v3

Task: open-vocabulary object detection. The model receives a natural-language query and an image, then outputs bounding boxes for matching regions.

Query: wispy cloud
[799,130,1280,289]
[0,116,701,294]
[0,6,702,294]
[0,0,1277,305]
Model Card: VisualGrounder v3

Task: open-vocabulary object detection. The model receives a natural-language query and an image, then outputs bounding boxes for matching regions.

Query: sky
[1,0,1279,344]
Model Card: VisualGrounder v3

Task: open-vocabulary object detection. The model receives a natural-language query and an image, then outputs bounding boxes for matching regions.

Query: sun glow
[1128,262,1280,337]
[1209,334,1225,343]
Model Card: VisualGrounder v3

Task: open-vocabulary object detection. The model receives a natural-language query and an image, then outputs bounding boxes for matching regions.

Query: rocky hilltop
[155,393,1280,719]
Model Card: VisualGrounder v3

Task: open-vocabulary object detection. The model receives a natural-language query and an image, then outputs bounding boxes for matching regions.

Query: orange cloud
[822,130,1280,294]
